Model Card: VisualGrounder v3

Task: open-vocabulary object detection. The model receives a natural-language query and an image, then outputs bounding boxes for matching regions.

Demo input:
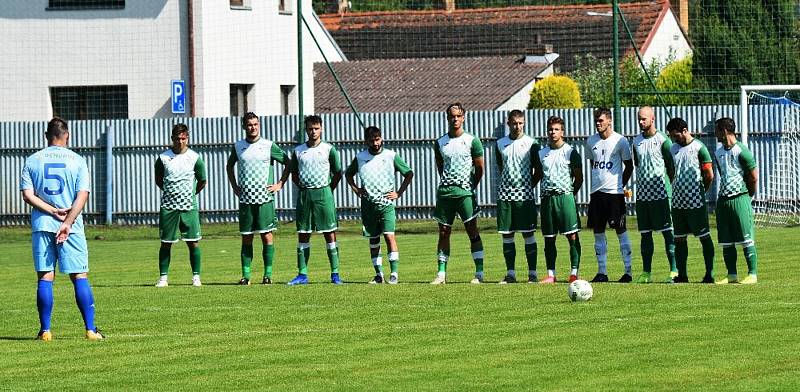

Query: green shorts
[672,206,710,238]
[496,199,537,234]
[433,194,479,226]
[361,202,397,238]
[160,208,201,242]
[296,187,338,233]
[239,202,278,234]
[635,199,673,233]
[540,193,580,237]
[716,193,755,246]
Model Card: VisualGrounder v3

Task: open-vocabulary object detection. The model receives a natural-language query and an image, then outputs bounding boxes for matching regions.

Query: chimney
[673,0,689,34]
[444,0,455,13]
[526,44,553,56]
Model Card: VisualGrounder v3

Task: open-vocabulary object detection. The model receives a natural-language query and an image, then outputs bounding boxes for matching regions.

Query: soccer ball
[567,280,593,302]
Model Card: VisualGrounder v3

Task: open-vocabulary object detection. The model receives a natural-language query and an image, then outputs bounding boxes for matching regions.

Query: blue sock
[72,278,96,332]
[37,280,54,332]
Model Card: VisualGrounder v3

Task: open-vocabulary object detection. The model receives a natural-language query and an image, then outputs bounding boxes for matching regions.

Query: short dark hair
[445,103,465,116]
[241,112,258,128]
[46,117,69,141]
[171,123,189,138]
[304,115,323,127]
[364,126,381,139]
[666,117,688,133]
[547,115,565,130]
[715,117,736,135]
[508,109,524,120]
[594,107,612,120]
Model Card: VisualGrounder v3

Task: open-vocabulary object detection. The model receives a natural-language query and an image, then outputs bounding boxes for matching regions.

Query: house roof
[314,56,551,113]
[319,0,670,73]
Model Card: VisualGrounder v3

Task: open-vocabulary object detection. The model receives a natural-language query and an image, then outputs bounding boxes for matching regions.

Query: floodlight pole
[297,0,305,143]
[612,0,621,133]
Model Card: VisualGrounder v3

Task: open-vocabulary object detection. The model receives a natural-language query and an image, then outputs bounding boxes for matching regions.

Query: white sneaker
[191,275,202,287]
[155,276,168,288]
[388,273,399,284]
[430,274,446,285]
[470,273,484,284]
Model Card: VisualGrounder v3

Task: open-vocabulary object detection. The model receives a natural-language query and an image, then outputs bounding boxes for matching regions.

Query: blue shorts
[32,231,89,274]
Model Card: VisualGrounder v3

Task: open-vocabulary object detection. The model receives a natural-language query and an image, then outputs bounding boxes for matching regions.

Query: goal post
[740,85,800,227]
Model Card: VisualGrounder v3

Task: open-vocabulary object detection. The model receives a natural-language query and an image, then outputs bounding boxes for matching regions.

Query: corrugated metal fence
[0,105,789,225]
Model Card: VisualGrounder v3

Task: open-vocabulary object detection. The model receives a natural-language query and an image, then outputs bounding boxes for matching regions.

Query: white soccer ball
[567,279,593,302]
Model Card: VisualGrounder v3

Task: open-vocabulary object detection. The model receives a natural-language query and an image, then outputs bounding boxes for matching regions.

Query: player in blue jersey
[20,117,104,341]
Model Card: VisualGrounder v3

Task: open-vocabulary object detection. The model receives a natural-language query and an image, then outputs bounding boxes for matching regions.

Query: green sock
[675,241,688,278]
[568,237,581,270]
[544,239,557,271]
[700,236,715,277]
[189,246,201,275]
[389,258,399,274]
[502,240,516,271]
[663,230,677,273]
[327,244,340,273]
[437,249,448,273]
[263,244,275,278]
[722,245,738,276]
[373,256,383,274]
[158,247,170,276]
[524,240,538,272]
[297,245,309,275]
[641,232,654,273]
[743,245,758,275]
[241,244,253,280]
[471,239,484,273]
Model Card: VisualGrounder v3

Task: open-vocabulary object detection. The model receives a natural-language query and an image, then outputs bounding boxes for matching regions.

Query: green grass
[1,220,799,391]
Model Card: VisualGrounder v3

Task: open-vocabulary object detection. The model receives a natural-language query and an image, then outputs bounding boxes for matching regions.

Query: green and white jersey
[670,139,712,209]
[537,142,582,196]
[230,138,289,204]
[434,131,483,198]
[495,134,539,201]
[715,141,756,199]
[155,148,206,211]
[632,131,673,201]
[292,141,342,189]
[345,148,413,207]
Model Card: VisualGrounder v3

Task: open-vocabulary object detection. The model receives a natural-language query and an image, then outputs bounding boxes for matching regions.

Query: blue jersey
[19,146,91,234]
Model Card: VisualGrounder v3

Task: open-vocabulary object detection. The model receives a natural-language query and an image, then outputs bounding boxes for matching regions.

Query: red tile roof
[314,56,551,113]
[319,0,669,72]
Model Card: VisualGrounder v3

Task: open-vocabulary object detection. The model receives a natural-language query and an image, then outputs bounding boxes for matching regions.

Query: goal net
[741,85,800,227]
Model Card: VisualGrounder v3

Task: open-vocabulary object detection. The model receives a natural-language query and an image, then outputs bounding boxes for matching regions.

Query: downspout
[188,0,196,116]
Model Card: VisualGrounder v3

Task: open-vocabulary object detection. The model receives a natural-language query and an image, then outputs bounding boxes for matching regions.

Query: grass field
[1,219,799,391]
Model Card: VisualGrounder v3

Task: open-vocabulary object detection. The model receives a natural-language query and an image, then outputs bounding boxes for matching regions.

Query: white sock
[570,268,578,276]
[547,269,556,277]
[594,233,608,274]
[618,231,632,273]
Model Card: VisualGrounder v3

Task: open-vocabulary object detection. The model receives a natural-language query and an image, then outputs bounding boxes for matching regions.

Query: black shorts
[587,192,626,231]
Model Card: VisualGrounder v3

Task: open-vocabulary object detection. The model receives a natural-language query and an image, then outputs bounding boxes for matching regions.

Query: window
[230,0,251,10]
[50,86,128,120]
[279,0,292,14]
[280,85,296,115]
[230,84,254,117]
[47,0,124,10]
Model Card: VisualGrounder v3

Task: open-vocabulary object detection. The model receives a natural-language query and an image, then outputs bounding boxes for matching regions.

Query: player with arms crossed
[345,126,414,284]
[666,117,716,283]
[20,117,104,341]
[494,110,542,284]
[714,117,759,284]
[287,115,344,285]
[431,103,486,284]
[226,112,291,285]
[631,107,678,283]
[154,123,207,287]
[586,108,634,283]
[536,116,584,283]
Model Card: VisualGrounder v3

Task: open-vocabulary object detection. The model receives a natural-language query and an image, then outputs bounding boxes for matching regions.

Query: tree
[528,75,583,109]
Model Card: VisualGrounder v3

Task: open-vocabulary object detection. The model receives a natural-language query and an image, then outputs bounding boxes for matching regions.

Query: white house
[0,0,340,121]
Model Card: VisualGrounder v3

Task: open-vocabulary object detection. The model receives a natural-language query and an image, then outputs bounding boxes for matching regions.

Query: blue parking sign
[171,80,186,114]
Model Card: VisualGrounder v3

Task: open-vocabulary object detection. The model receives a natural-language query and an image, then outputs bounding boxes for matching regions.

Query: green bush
[656,56,693,105]
[528,75,583,109]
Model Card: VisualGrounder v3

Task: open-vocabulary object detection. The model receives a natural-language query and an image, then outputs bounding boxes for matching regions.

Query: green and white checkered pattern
[716,142,756,198]
[158,148,204,211]
[632,132,671,201]
[496,135,538,201]
[233,139,279,204]
[437,132,480,190]
[670,139,710,209]
[346,149,412,207]
[293,142,339,189]
[538,143,580,195]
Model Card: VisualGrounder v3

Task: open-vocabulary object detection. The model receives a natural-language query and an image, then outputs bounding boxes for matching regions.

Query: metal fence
[0,105,787,225]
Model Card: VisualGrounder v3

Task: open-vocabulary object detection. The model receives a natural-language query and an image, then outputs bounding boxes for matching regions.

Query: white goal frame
[740,84,800,146]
